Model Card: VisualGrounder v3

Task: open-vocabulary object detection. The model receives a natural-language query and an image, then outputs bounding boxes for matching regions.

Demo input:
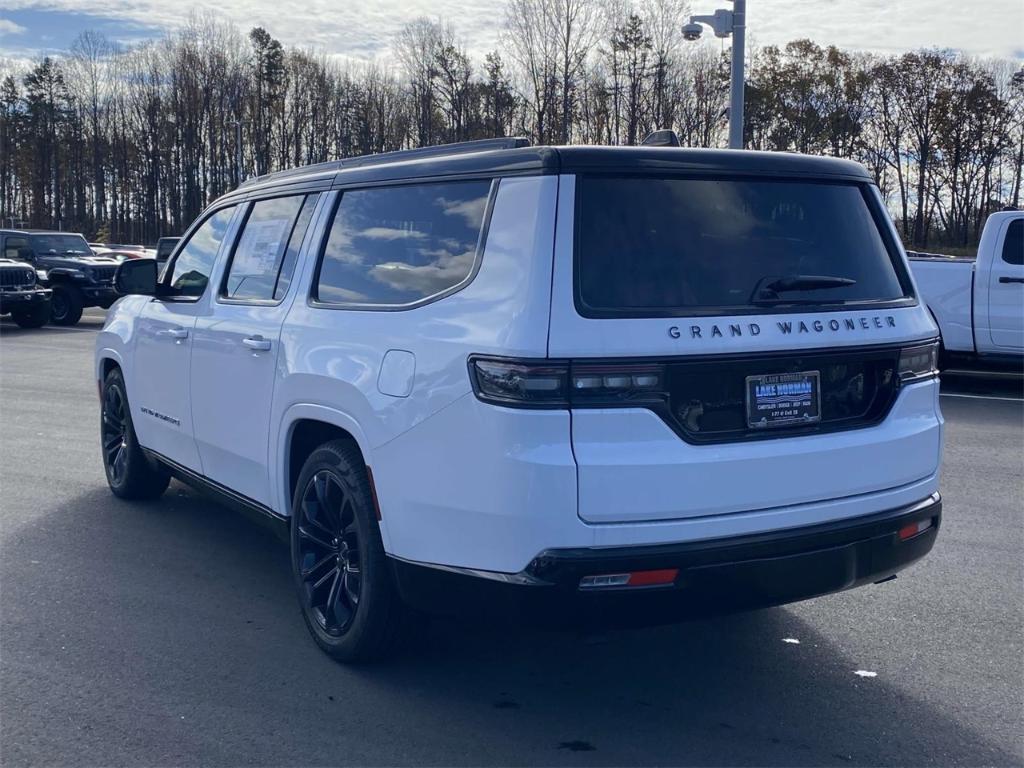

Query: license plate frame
[745,370,822,429]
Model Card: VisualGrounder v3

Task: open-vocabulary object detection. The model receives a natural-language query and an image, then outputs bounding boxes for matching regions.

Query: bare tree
[396,18,447,146]
[0,7,1019,253]
[504,0,558,143]
[67,31,114,227]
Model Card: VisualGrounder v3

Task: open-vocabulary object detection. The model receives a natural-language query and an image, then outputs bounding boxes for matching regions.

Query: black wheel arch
[99,357,120,387]
[43,268,82,284]
[287,419,364,513]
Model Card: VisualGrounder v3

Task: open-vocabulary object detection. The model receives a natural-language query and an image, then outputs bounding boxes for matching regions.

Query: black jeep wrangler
[0,254,51,328]
[0,230,121,325]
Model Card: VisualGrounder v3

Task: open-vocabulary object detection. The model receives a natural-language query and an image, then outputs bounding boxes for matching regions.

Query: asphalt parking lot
[1,310,1022,767]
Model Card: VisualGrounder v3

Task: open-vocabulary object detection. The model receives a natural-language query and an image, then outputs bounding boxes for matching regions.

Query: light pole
[230,118,244,185]
[682,0,746,149]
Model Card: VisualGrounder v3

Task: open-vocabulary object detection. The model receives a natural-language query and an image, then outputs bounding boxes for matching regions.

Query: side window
[222,195,312,302]
[314,179,492,308]
[1001,219,1023,266]
[166,206,237,298]
[4,236,29,260]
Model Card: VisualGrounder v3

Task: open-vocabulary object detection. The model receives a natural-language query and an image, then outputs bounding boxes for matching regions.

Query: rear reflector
[627,568,680,587]
[366,466,382,521]
[579,568,679,590]
[898,519,932,541]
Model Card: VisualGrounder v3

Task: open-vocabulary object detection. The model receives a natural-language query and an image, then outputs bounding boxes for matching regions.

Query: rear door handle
[242,335,272,352]
[158,327,189,340]
[998,276,1024,284]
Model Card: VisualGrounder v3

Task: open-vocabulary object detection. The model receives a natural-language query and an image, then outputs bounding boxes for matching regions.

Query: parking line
[944,369,1023,380]
[940,392,1023,403]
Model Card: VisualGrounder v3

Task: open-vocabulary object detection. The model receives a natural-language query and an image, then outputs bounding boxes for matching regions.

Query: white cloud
[369,248,475,294]
[441,194,488,227]
[745,0,1023,60]
[0,18,28,36]
[0,0,1021,60]
[358,226,427,241]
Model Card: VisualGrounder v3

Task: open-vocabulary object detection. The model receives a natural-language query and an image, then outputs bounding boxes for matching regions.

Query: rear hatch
[548,172,940,524]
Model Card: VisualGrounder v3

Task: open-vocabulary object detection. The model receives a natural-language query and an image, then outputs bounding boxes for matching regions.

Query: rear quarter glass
[574,176,914,318]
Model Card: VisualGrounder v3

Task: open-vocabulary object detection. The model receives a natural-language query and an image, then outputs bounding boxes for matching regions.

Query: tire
[50,285,84,326]
[291,440,407,662]
[100,367,170,500]
[11,302,50,328]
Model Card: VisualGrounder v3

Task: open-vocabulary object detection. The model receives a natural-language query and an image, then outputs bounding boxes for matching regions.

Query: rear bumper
[390,493,941,627]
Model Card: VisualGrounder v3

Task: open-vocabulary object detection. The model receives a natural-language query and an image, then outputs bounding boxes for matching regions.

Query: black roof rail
[240,137,532,188]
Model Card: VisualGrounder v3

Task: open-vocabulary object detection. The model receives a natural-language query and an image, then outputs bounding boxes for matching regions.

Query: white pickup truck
[909,211,1023,367]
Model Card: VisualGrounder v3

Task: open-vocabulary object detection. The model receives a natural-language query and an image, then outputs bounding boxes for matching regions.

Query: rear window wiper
[750,275,856,305]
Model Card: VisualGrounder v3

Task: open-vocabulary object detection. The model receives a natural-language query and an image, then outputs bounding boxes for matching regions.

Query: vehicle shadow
[1,483,1017,767]
[0,316,106,335]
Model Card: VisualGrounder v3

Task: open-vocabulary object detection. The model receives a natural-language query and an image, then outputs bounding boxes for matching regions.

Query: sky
[0,0,1022,66]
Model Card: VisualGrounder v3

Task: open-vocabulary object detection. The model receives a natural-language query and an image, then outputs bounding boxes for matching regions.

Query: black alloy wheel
[99,368,170,499]
[297,470,363,635]
[50,289,70,322]
[50,285,83,326]
[290,440,406,661]
[101,382,129,486]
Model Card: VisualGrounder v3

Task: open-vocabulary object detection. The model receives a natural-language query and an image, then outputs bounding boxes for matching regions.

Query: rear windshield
[575,176,911,317]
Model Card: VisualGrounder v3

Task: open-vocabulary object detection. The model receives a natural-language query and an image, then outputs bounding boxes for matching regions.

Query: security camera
[682,22,704,41]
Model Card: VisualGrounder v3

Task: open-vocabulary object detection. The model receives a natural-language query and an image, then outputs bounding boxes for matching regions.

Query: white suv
[96,138,944,661]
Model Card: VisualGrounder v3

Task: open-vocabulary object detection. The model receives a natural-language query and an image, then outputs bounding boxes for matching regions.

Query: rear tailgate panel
[550,174,942,526]
[571,380,941,523]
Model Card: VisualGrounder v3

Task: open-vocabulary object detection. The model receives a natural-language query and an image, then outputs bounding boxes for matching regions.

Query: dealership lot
[1,311,1021,767]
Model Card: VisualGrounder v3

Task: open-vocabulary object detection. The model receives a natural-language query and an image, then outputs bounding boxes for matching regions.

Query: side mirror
[115,258,158,296]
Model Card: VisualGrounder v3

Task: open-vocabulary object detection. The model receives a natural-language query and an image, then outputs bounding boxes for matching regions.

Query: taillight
[570,363,664,403]
[470,358,569,408]
[898,341,939,383]
[469,357,667,409]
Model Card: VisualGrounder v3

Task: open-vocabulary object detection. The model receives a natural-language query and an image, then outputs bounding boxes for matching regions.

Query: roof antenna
[641,129,681,147]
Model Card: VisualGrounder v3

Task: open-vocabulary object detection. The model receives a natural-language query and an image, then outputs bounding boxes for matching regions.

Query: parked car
[0,230,120,325]
[155,237,180,266]
[97,137,943,662]
[908,211,1023,368]
[105,243,156,259]
[0,253,51,328]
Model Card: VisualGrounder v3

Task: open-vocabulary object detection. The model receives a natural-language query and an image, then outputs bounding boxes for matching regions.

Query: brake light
[470,358,569,407]
[898,342,939,382]
[898,518,932,541]
[469,357,667,408]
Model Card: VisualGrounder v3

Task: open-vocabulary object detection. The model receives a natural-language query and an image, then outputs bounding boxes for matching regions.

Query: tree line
[0,0,1021,251]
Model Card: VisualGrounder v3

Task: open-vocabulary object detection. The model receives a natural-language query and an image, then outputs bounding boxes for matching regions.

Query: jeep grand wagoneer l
[96,138,943,661]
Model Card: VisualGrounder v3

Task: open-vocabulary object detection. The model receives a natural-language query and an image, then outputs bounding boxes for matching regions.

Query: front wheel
[291,440,407,662]
[101,367,170,499]
[11,301,50,328]
[50,285,83,326]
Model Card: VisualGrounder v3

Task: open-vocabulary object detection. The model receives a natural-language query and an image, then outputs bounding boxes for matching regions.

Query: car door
[190,193,322,508]
[988,217,1024,351]
[130,205,240,472]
